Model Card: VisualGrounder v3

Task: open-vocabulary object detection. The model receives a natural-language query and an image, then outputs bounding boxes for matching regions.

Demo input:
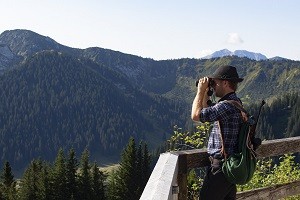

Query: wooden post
[177,154,188,200]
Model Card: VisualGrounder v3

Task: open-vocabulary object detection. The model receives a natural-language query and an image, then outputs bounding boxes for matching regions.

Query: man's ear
[223,80,229,86]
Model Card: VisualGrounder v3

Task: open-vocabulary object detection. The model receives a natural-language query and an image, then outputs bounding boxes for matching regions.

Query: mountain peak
[202,49,268,61]
[0,29,72,57]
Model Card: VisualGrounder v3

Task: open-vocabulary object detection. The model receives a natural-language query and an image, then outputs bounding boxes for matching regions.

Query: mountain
[234,50,267,60]
[202,49,268,61]
[269,56,289,61]
[0,29,299,171]
[0,29,76,57]
[204,49,233,59]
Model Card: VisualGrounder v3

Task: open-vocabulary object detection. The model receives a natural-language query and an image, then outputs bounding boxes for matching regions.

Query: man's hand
[197,77,209,95]
[191,77,210,121]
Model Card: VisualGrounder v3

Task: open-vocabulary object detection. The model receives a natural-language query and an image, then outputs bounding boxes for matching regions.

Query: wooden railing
[140,136,300,200]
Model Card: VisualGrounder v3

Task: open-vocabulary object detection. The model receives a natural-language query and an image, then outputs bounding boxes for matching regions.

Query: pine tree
[78,149,92,200]
[18,160,43,200]
[112,137,138,200]
[38,164,52,200]
[136,142,143,197]
[0,161,16,200]
[136,142,152,198]
[91,162,105,200]
[65,148,79,200]
[52,148,67,200]
[142,142,151,189]
[107,170,119,200]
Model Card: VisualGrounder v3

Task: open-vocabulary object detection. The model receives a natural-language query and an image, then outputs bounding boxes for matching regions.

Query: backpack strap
[218,100,247,159]
[226,100,244,110]
[217,121,226,159]
[225,100,248,122]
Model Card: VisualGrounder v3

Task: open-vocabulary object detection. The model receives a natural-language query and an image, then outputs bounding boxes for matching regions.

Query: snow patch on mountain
[202,49,268,61]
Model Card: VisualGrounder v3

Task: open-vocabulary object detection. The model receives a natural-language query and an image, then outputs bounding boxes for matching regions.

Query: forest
[0,51,186,170]
[0,138,152,200]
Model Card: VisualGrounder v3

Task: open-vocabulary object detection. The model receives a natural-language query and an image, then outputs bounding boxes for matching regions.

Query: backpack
[219,100,258,185]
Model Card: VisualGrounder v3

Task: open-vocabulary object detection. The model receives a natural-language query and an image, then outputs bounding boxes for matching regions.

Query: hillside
[0,51,186,169]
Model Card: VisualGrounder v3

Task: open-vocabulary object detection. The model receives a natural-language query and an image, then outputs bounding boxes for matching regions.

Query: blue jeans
[200,166,236,200]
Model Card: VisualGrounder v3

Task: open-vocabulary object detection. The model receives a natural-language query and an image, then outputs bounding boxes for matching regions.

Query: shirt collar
[218,92,236,102]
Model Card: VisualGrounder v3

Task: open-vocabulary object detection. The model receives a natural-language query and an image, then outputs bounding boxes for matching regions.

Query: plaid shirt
[200,92,243,157]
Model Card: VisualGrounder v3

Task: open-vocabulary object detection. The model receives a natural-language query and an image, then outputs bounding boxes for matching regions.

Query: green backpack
[219,100,259,185]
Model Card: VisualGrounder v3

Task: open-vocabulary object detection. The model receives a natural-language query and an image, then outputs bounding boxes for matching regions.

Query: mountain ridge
[202,49,273,61]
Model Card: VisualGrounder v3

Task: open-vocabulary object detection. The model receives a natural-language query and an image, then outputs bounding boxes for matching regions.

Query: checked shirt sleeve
[199,101,236,123]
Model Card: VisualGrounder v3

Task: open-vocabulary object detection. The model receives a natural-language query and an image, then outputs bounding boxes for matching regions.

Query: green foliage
[65,148,79,199]
[13,148,106,200]
[107,137,152,200]
[78,149,92,200]
[109,137,137,200]
[18,160,47,200]
[167,123,209,151]
[167,123,210,200]
[238,154,300,199]
[0,161,16,200]
[91,162,105,200]
[52,149,67,200]
[106,170,119,200]
[187,169,203,200]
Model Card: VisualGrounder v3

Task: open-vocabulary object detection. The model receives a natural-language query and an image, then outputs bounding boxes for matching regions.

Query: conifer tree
[78,149,92,200]
[91,162,105,200]
[18,160,44,200]
[107,170,119,200]
[38,164,52,200]
[0,161,16,200]
[136,142,152,198]
[136,142,143,197]
[107,138,152,200]
[142,142,151,189]
[52,148,67,200]
[65,148,79,200]
[113,137,138,200]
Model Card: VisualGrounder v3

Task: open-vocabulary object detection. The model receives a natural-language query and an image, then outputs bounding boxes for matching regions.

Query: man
[191,65,244,200]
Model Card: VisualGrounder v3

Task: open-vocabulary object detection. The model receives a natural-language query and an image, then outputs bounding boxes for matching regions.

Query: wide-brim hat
[209,65,244,82]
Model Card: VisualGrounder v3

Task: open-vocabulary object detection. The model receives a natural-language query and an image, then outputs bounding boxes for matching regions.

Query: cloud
[227,33,244,44]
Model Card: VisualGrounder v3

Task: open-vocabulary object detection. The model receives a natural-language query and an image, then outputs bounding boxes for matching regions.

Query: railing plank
[256,136,300,158]
[236,180,300,200]
[172,136,300,169]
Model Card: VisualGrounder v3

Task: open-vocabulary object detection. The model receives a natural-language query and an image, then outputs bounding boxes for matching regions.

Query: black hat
[209,65,243,82]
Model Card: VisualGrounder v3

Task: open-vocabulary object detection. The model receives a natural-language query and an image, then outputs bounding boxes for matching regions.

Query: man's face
[212,79,225,98]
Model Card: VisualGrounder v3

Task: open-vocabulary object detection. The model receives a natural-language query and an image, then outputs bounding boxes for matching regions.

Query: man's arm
[191,77,209,121]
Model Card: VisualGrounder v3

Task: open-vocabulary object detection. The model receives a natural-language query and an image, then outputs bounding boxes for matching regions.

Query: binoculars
[195,78,215,88]
[195,78,215,106]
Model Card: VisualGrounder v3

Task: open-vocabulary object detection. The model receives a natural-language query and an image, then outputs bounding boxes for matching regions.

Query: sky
[1,0,300,60]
